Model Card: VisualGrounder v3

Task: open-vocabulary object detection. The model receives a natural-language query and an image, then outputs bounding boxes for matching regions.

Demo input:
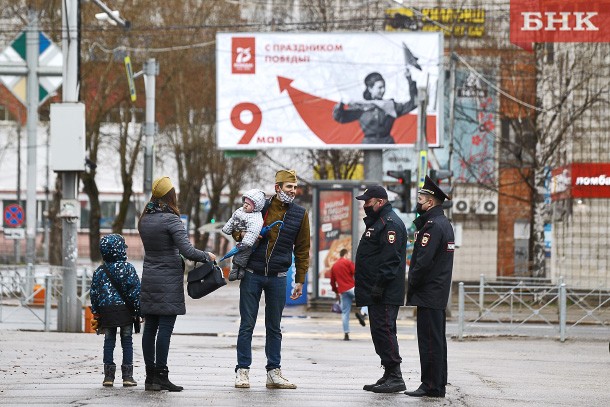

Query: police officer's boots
[363,366,390,391]
[103,364,116,387]
[371,364,406,393]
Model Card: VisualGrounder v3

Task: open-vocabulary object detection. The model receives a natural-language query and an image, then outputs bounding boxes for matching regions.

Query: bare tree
[451,44,609,277]
[111,104,143,233]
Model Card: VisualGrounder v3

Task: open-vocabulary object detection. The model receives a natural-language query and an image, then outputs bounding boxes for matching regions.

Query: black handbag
[187,261,226,299]
[101,265,140,334]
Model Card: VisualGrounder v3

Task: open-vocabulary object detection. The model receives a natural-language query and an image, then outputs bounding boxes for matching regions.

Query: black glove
[371,285,384,304]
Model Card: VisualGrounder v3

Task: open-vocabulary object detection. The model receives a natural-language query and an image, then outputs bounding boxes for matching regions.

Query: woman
[138,176,216,392]
[333,70,418,144]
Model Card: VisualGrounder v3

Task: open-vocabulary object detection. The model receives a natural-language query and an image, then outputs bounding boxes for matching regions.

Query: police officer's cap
[355,185,388,201]
[418,175,451,201]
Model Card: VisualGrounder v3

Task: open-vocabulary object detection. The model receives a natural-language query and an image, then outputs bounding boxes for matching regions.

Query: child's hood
[100,233,128,263]
[243,189,266,212]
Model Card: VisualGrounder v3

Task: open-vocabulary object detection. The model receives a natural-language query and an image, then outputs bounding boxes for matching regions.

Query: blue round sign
[4,204,24,227]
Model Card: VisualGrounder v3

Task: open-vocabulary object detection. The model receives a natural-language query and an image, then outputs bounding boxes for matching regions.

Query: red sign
[510,1,610,51]
[231,37,256,74]
[551,163,610,200]
[4,204,25,227]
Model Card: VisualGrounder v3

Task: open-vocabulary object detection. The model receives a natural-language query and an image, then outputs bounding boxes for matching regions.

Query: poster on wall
[317,190,353,298]
[448,69,497,184]
[216,32,443,149]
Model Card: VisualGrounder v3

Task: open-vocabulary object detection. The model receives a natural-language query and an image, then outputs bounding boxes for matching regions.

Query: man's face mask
[363,199,381,217]
[278,189,295,204]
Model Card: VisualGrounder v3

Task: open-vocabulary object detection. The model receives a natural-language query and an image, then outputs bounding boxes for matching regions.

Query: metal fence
[0,264,91,331]
[457,275,610,341]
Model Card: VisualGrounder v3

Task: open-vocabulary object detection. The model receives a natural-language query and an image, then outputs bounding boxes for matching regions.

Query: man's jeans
[103,324,133,365]
[142,314,177,368]
[236,271,286,371]
[340,289,355,333]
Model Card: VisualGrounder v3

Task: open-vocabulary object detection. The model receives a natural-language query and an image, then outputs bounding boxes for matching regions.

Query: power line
[454,52,548,113]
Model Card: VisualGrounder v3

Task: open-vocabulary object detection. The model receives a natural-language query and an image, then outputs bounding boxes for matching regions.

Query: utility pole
[416,86,429,189]
[56,0,82,333]
[447,52,457,219]
[24,10,39,298]
[142,59,158,197]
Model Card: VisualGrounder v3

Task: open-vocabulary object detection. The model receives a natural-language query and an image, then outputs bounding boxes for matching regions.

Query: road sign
[124,56,136,102]
[4,204,25,227]
[0,30,62,106]
[4,228,25,240]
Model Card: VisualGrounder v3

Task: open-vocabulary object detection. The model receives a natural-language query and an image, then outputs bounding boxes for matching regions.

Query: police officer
[405,176,454,398]
[354,185,408,393]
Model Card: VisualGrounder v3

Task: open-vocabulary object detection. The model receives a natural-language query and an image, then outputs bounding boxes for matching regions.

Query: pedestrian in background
[405,176,454,398]
[233,169,310,389]
[90,233,140,388]
[330,248,367,341]
[354,185,408,393]
[138,176,216,392]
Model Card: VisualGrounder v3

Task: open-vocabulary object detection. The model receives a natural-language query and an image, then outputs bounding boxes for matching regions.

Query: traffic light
[386,170,412,213]
[429,169,453,209]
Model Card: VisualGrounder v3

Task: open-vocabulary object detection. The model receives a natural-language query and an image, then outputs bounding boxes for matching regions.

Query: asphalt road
[1,281,609,406]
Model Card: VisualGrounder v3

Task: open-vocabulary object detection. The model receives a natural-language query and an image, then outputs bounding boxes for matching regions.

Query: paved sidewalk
[1,282,609,406]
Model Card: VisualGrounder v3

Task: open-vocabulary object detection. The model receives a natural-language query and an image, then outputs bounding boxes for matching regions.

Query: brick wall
[497,168,532,277]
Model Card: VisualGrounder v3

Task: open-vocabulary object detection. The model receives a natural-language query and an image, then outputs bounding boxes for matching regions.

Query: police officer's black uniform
[354,186,408,393]
[406,177,455,398]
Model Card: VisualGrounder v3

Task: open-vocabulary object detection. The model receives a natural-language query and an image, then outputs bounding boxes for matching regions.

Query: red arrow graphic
[278,76,436,145]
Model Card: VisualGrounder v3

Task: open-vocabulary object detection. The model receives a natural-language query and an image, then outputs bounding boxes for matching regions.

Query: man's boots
[121,364,137,387]
[371,364,406,393]
[363,366,390,391]
[103,364,116,387]
[145,365,160,391]
[154,366,183,392]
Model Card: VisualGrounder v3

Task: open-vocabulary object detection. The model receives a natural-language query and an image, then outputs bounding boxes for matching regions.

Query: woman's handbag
[187,261,227,299]
[331,300,342,313]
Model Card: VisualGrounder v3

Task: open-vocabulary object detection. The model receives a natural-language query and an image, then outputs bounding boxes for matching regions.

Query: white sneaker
[235,368,250,388]
[266,368,297,389]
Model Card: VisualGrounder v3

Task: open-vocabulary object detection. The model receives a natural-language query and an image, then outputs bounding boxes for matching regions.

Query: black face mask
[364,205,376,217]
[415,202,426,215]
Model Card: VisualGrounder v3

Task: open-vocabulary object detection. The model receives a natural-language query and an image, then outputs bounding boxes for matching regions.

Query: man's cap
[355,185,388,201]
[152,176,173,198]
[418,175,451,201]
[275,169,297,184]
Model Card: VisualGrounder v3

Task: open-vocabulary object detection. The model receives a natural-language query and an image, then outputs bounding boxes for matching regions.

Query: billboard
[316,189,353,298]
[551,163,610,200]
[216,32,443,149]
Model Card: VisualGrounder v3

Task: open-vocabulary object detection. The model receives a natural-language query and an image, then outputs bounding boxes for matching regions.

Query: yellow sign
[385,7,485,38]
[124,56,136,102]
[417,150,428,188]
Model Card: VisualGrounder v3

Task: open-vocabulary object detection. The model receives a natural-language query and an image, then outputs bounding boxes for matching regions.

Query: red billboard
[510,0,610,51]
[551,163,610,200]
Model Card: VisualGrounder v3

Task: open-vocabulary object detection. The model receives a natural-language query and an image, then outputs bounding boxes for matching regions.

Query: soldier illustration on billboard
[332,44,421,145]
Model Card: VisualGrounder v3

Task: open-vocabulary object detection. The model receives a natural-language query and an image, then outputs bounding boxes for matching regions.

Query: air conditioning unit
[452,198,470,214]
[476,198,498,215]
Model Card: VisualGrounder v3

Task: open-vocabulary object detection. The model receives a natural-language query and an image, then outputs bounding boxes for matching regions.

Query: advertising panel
[551,163,610,200]
[317,190,353,298]
[217,32,443,149]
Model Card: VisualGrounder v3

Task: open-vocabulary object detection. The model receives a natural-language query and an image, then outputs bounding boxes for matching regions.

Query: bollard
[44,275,52,332]
[559,283,566,342]
[479,274,485,317]
[33,284,45,305]
[458,282,464,341]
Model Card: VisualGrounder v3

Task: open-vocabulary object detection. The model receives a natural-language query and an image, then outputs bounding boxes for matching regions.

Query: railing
[0,264,91,331]
[457,275,610,341]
